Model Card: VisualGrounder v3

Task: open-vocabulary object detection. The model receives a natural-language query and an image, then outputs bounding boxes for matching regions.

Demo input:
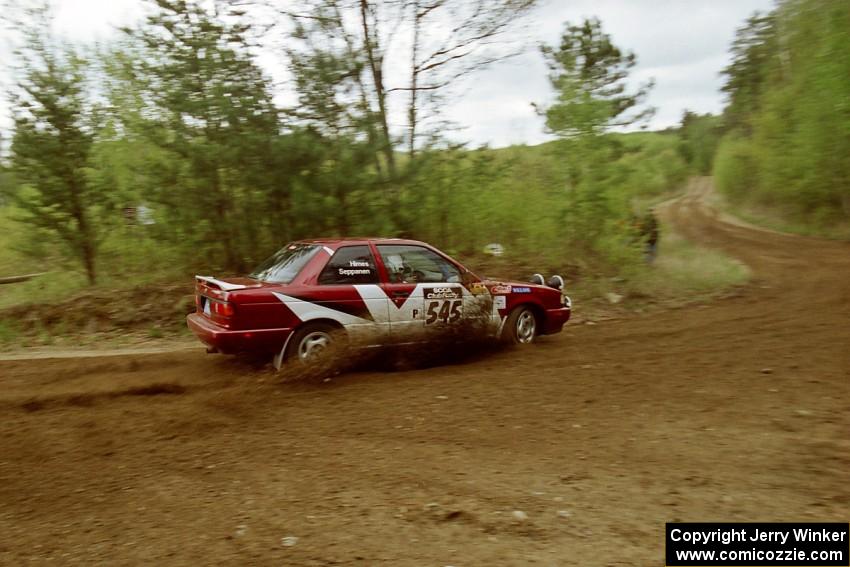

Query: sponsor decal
[491,285,511,295]
[512,286,532,293]
[469,282,488,295]
[338,268,371,276]
[425,299,462,325]
[424,286,463,300]
[494,295,506,310]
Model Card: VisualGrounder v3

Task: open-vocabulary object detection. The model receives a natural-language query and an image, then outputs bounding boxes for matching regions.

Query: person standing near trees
[640,209,660,264]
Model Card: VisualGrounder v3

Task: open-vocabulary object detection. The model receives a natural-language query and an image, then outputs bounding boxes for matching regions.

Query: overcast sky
[1,0,775,148]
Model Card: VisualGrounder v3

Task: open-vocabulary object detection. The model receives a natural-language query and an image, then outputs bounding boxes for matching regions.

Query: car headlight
[562,294,572,308]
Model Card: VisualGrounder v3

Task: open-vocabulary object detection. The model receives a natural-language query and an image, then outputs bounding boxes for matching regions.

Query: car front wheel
[502,306,538,344]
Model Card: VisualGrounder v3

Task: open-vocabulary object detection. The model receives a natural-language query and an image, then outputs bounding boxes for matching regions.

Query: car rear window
[249,243,320,283]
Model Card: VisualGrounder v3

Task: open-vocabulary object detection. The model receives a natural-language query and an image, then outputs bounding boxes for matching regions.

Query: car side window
[318,246,379,285]
[376,245,462,284]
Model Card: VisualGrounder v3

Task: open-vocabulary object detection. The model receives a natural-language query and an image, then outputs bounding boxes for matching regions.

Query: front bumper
[542,305,571,335]
[186,313,292,355]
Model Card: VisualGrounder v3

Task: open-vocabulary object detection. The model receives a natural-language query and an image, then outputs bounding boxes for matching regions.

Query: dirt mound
[0,282,194,336]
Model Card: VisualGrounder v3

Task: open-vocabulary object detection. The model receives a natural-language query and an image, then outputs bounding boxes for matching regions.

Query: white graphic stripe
[353,284,391,323]
[271,292,368,326]
[353,284,388,300]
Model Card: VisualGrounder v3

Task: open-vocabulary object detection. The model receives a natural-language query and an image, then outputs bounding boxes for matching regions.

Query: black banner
[666,523,849,566]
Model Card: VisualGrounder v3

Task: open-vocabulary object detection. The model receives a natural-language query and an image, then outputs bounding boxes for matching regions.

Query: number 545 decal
[425,299,462,325]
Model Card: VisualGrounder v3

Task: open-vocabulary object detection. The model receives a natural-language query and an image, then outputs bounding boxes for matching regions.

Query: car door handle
[392,290,410,297]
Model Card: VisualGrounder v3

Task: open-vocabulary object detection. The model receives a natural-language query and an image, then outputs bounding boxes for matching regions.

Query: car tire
[502,306,538,344]
[279,322,346,377]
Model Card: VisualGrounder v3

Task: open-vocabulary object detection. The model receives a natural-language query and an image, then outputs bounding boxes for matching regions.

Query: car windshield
[249,243,320,283]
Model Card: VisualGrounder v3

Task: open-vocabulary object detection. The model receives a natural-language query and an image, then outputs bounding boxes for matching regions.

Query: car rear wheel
[502,306,538,344]
[294,328,333,361]
[275,322,346,376]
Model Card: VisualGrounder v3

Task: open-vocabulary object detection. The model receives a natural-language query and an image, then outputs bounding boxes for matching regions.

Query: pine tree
[122,0,281,271]
[9,8,103,284]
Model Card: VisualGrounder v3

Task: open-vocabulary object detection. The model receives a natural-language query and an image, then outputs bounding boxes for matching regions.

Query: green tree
[720,12,776,135]
[678,111,721,175]
[538,18,653,139]
[120,0,282,271]
[8,8,104,284]
[536,18,654,263]
[715,0,850,226]
[281,0,540,231]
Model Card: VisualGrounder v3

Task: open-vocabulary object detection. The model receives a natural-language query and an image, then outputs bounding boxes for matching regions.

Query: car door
[375,244,466,342]
[310,245,389,346]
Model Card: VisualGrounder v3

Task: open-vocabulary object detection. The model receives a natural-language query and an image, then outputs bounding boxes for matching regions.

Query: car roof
[297,237,430,249]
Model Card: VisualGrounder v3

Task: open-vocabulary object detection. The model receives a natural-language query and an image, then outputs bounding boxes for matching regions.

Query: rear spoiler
[195,275,249,291]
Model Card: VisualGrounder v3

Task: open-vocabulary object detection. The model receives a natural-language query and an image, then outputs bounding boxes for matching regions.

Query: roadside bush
[713,135,759,204]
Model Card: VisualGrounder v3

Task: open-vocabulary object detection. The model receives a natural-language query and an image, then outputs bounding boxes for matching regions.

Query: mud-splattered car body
[186,238,571,368]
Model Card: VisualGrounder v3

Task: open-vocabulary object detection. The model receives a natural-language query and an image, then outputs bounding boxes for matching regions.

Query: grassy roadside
[707,190,850,240]
[0,281,197,352]
[0,206,200,352]
[559,217,750,325]
[0,221,750,355]
[0,171,753,353]
[557,180,750,323]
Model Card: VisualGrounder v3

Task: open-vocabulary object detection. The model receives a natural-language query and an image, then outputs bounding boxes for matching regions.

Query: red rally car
[187,238,571,369]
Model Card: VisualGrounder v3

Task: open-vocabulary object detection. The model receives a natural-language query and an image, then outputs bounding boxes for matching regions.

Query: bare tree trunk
[332,1,386,179]
[337,186,350,234]
[67,176,98,285]
[74,190,96,286]
[408,0,421,158]
[81,238,97,285]
[211,168,240,272]
[359,0,397,180]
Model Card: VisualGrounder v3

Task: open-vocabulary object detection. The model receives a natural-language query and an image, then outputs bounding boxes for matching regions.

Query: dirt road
[1,179,848,566]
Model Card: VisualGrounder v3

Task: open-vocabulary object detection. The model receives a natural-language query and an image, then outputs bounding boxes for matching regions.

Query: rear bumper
[542,306,571,335]
[186,313,292,355]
